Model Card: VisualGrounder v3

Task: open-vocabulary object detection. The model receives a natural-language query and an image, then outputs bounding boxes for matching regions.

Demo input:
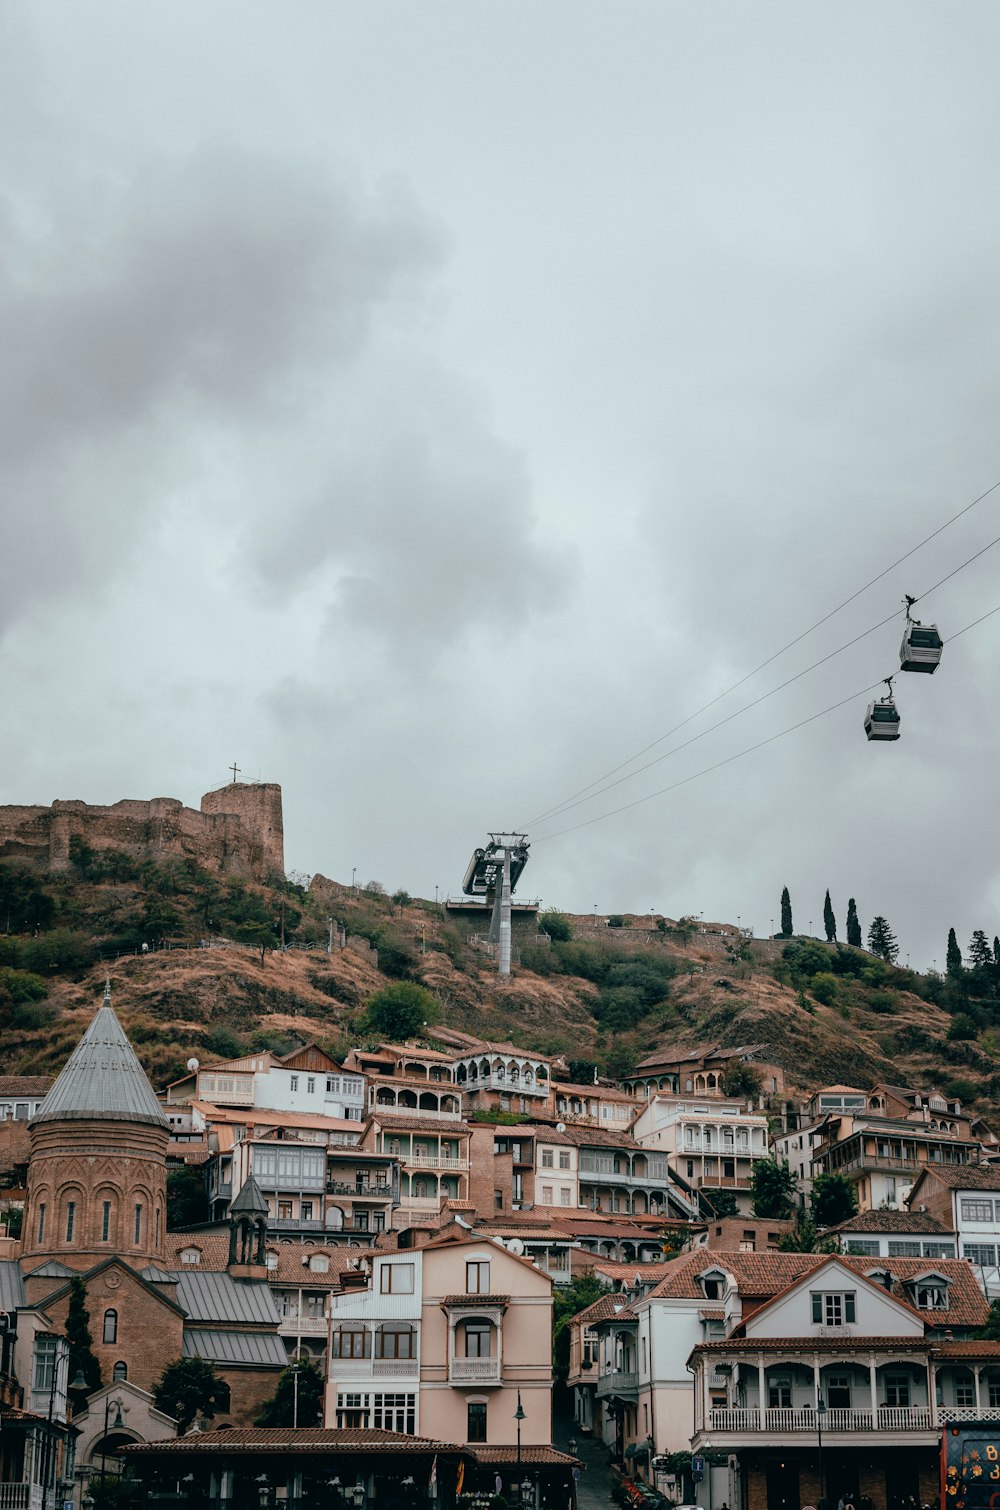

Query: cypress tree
[823,890,836,943]
[65,1277,102,1392]
[946,927,963,978]
[780,887,793,938]
[846,898,862,948]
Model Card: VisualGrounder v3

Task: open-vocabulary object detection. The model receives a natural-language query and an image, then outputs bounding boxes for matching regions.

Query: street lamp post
[514,1391,526,1466]
[816,1393,827,1510]
[100,1397,126,1490]
[292,1363,301,1429]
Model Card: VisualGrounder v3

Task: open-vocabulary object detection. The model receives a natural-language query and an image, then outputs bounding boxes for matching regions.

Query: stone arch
[93,1185,121,1248]
[57,1183,86,1246]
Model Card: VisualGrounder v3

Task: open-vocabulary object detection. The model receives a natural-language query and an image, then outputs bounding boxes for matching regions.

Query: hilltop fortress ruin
[0,780,284,881]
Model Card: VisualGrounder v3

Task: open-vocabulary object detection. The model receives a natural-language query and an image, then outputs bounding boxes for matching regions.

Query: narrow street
[553,1423,615,1510]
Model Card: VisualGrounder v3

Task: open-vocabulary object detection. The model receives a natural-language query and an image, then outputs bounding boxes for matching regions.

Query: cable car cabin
[900,622,943,673]
[865,696,901,741]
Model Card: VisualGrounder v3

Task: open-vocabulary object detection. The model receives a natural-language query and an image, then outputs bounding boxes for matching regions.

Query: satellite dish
[187,1057,200,1073]
[556,1122,566,1133]
[507,1238,525,1255]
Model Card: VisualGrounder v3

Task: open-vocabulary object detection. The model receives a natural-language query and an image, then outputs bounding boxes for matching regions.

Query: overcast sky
[2,3,999,971]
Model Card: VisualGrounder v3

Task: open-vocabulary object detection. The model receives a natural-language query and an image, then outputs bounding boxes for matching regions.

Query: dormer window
[699,1269,728,1300]
[916,1284,948,1309]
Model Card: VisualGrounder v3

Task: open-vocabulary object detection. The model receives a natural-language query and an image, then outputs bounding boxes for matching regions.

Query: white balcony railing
[450,1358,501,1383]
[939,1407,1000,1423]
[0,1485,44,1510]
[596,1370,640,1397]
[707,1406,933,1434]
[331,1358,419,1380]
[408,1153,469,1170]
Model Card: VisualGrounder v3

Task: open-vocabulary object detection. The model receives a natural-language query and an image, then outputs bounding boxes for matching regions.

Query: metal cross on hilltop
[229,762,241,784]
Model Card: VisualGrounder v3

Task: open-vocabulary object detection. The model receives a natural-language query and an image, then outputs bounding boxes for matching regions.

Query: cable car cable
[527,475,1000,827]
[530,522,1000,828]
[532,599,1000,844]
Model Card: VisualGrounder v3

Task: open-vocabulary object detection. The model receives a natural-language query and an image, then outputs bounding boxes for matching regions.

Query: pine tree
[780,887,793,938]
[946,927,963,978]
[823,890,837,943]
[995,937,1000,967]
[969,931,992,970]
[846,898,862,948]
[867,916,899,964]
[65,1277,102,1393]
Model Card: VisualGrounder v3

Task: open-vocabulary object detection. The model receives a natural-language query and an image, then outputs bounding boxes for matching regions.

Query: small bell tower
[227,1176,269,1278]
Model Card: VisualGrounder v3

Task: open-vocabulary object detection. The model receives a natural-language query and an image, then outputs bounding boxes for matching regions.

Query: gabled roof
[31,991,167,1129]
[173,1271,280,1325]
[909,1165,1000,1193]
[732,1255,926,1334]
[0,1077,53,1097]
[828,1208,952,1235]
[0,1262,25,1311]
[573,1294,638,1325]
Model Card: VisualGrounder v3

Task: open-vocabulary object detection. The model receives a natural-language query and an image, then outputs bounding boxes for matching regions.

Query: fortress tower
[22,985,169,1270]
[199,780,284,878]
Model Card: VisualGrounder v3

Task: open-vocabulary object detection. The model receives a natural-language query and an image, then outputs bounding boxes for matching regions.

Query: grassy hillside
[0,851,996,1108]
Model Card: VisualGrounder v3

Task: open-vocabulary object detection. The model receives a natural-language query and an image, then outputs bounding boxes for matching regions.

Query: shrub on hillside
[539,912,572,942]
[810,972,839,1006]
[19,930,94,974]
[0,968,48,1005]
[947,1013,979,1041]
[364,982,441,1040]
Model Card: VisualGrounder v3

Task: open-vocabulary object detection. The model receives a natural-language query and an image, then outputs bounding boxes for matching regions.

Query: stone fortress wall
[0,781,284,881]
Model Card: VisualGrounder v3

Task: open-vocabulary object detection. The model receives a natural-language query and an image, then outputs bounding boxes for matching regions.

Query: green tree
[552,1274,608,1379]
[946,927,963,978]
[777,1213,837,1253]
[153,1357,229,1433]
[720,1063,762,1100]
[980,1298,1000,1340]
[823,890,837,943]
[969,931,992,970]
[65,1278,102,1392]
[166,1167,209,1229]
[255,1358,324,1427]
[750,1159,798,1219]
[811,1172,858,1227]
[539,912,572,942]
[703,1189,739,1218]
[363,981,440,1040]
[947,1013,978,1042]
[845,898,862,948]
[780,887,793,938]
[867,916,899,964]
[391,890,412,911]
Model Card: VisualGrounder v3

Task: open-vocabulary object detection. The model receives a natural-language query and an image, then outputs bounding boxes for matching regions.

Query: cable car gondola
[865,678,901,742]
[899,594,944,673]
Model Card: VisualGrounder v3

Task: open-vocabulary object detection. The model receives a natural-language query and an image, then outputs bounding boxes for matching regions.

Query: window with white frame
[827,1374,851,1408]
[960,1198,996,1223]
[373,1393,415,1433]
[336,1392,370,1428]
[884,1374,910,1407]
[965,1244,998,1266]
[955,1376,975,1407]
[887,1240,921,1257]
[811,1291,856,1326]
[845,1240,880,1256]
[915,1282,948,1310]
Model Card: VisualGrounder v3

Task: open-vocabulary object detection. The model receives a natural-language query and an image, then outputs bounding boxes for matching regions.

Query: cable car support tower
[460,833,530,976]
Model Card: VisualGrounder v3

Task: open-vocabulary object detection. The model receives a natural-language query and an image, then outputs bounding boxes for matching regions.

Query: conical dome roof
[31,986,168,1129]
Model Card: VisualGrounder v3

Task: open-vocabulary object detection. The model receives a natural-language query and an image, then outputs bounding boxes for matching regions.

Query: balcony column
[868,1353,877,1421]
[812,1352,821,1409]
[757,1356,766,1422]
[974,1365,982,1413]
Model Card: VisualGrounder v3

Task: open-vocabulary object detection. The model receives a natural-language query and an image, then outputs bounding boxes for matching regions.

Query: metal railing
[596,1370,640,1398]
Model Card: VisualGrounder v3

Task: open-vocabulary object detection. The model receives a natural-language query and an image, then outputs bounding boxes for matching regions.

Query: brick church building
[20,987,287,1428]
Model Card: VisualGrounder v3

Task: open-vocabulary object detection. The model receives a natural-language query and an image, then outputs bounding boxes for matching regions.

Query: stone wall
[0,782,284,882]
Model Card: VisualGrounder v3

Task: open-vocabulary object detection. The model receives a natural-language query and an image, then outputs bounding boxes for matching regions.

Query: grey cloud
[0,140,441,639]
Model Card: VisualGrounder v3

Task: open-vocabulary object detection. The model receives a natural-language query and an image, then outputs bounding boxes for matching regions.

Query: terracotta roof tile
[573,1294,639,1324]
[910,1166,1000,1191]
[827,1209,952,1235]
[124,1428,459,1454]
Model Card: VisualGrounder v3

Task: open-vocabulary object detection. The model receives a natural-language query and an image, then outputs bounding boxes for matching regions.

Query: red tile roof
[124,1428,459,1454]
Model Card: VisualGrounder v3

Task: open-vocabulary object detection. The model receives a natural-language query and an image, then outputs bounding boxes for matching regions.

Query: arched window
[112,1362,127,1382]
[103,1310,118,1345]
